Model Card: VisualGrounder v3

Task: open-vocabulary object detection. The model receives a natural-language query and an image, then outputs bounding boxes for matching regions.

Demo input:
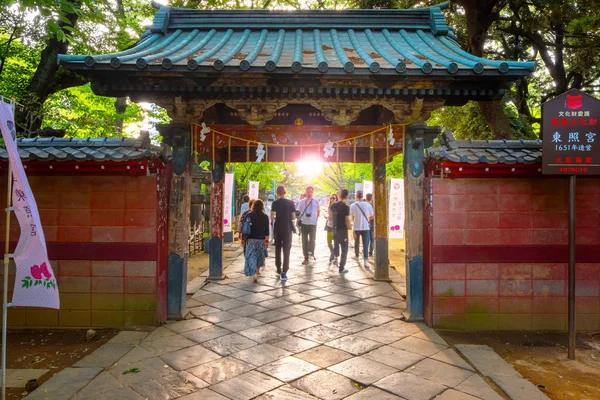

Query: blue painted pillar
[403,123,440,322]
[208,159,225,280]
[160,123,192,320]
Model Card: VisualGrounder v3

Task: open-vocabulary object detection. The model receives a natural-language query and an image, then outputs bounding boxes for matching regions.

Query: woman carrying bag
[241,199,270,283]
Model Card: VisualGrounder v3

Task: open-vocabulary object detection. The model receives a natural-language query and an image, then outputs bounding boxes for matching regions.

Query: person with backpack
[328,188,351,275]
[270,185,296,281]
[350,189,374,266]
[238,199,255,253]
[296,186,320,265]
[241,199,270,283]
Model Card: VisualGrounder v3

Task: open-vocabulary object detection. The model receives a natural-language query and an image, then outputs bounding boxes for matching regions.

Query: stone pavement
[27,228,539,399]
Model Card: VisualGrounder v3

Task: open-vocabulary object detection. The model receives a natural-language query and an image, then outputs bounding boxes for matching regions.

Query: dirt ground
[389,237,406,278]
[187,251,209,282]
[1,329,119,399]
[440,331,600,400]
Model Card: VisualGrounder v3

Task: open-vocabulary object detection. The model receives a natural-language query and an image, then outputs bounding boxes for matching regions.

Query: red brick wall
[0,175,159,328]
[429,177,600,331]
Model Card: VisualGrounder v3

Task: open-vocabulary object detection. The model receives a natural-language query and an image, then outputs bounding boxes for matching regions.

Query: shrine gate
[58,3,534,322]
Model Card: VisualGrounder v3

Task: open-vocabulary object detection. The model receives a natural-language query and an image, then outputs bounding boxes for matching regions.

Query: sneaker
[281,273,288,281]
[364,259,369,264]
[301,259,309,265]
[333,259,339,266]
[339,269,348,275]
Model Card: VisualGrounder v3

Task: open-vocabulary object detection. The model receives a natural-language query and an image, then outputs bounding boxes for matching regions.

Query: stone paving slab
[24,367,102,400]
[73,343,134,368]
[345,386,404,399]
[130,371,208,399]
[107,331,149,346]
[375,371,447,400]
[71,371,122,398]
[292,369,359,400]
[3,369,49,388]
[210,370,283,400]
[27,227,529,400]
[187,356,254,384]
[328,356,398,385]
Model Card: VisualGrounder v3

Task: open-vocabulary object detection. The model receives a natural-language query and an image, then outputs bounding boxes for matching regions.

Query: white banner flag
[388,178,405,239]
[248,180,259,200]
[223,173,233,233]
[0,102,59,308]
[362,180,373,196]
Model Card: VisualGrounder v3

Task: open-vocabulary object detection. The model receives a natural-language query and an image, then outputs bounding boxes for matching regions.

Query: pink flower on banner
[30,264,43,280]
[40,262,53,278]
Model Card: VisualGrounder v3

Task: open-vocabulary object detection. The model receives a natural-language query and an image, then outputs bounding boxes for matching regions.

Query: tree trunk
[23,7,80,132]
[456,0,516,140]
[113,97,128,133]
[478,101,513,139]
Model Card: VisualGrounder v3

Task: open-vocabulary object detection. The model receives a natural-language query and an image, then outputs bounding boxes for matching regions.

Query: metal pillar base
[208,236,225,280]
[167,253,188,320]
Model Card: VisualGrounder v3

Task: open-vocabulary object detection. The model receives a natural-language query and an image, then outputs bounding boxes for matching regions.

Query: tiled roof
[427,131,542,164]
[57,3,535,77]
[0,135,166,162]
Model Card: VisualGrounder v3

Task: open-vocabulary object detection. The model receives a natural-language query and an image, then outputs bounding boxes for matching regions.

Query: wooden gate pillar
[403,123,440,321]
[373,154,391,281]
[208,157,225,280]
[160,123,192,320]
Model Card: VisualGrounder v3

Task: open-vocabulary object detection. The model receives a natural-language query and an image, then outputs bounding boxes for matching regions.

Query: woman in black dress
[242,199,270,282]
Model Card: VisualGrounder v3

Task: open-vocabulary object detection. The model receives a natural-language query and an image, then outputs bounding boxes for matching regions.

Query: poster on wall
[355,182,363,194]
[248,180,259,200]
[389,178,404,239]
[362,180,373,196]
[223,173,234,233]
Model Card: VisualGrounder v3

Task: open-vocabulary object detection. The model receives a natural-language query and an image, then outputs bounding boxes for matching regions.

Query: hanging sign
[542,88,600,175]
[362,181,373,196]
[248,180,259,200]
[223,173,234,233]
[389,178,405,239]
[0,101,59,308]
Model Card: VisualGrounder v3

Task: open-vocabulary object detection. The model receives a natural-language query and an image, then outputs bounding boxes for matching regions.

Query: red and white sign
[0,102,59,309]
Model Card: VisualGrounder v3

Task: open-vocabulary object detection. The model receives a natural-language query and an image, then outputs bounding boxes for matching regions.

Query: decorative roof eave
[427,131,543,166]
[57,6,535,80]
[0,134,170,163]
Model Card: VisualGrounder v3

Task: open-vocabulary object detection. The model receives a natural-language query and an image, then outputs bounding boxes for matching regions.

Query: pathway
[28,228,516,400]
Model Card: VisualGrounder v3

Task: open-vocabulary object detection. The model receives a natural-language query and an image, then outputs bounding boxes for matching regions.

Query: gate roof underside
[58,3,535,102]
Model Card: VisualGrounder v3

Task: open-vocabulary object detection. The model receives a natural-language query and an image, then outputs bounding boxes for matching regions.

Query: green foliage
[0,35,39,100]
[42,84,146,137]
[428,101,537,140]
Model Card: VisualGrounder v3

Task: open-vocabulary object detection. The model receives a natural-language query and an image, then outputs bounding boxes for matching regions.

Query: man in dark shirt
[270,185,296,281]
[328,188,351,275]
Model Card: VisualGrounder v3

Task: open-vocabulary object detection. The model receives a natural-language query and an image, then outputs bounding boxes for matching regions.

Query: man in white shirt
[350,190,374,265]
[296,186,320,265]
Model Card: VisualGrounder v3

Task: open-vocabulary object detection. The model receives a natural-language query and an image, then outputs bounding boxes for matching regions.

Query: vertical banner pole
[568,175,576,360]
[211,129,215,170]
[228,137,231,165]
[2,99,15,400]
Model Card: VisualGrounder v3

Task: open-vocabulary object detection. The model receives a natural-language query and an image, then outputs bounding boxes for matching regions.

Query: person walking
[270,185,296,281]
[242,199,270,283]
[296,186,320,265]
[238,199,255,253]
[366,193,375,257]
[350,190,374,266]
[329,189,351,275]
[240,195,250,215]
[326,193,338,264]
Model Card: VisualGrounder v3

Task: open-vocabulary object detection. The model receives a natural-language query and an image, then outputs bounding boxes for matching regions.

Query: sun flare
[296,158,324,179]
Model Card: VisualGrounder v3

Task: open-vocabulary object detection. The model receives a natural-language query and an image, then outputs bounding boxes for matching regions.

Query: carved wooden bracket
[225,101,288,126]
[380,98,444,124]
[311,101,370,125]
[157,97,218,123]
